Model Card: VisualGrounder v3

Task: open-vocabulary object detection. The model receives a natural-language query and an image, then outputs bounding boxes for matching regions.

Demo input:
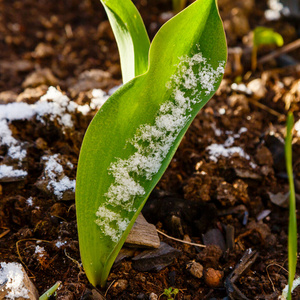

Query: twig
[104,280,116,297]
[64,249,85,281]
[156,229,206,248]
[258,39,300,65]
[266,263,289,292]
[0,228,10,239]
[247,98,285,119]
[16,238,51,276]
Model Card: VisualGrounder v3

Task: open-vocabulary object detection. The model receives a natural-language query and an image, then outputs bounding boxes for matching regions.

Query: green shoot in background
[252,26,284,71]
[39,281,61,300]
[285,112,297,300]
[76,0,227,287]
[172,0,187,13]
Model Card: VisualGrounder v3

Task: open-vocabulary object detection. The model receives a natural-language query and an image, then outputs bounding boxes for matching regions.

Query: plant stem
[285,112,297,300]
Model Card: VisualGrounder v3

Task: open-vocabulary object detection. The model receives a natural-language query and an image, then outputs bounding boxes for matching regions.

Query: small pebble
[204,268,223,288]
[247,78,267,99]
[187,261,203,279]
[149,292,158,300]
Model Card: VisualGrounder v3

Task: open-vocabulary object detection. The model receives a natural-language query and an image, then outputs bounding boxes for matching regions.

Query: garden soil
[1,0,300,299]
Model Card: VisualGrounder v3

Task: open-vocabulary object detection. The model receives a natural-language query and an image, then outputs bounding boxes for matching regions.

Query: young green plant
[161,287,179,299]
[76,0,227,287]
[284,112,298,300]
[251,26,284,71]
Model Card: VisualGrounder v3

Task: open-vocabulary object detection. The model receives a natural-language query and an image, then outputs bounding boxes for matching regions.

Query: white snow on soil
[41,154,76,200]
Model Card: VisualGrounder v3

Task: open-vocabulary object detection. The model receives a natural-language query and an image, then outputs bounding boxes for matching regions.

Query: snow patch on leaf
[95,49,225,242]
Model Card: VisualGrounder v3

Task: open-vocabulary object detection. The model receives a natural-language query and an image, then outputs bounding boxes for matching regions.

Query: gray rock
[132,242,180,272]
[125,213,160,249]
[203,229,226,252]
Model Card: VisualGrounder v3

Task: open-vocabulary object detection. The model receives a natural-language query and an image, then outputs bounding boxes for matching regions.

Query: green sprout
[251,26,284,71]
[76,0,227,288]
[172,0,187,13]
[161,287,179,299]
[284,112,298,300]
[39,281,61,300]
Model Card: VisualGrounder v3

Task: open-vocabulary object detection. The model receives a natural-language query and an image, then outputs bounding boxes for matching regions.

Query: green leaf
[100,0,150,82]
[285,112,297,300]
[253,26,284,48]
[76,0,227,287]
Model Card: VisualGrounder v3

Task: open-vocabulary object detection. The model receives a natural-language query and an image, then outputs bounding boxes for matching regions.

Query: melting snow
[0,165,27,179]
[55,240,67,248]
[90,89,109,110]
[206,144,250,162]
[0,262,29,299]
[206,126,255,166]
[26,197,33,206]
[42,154,76,200]
[34,246,45,257]
[95,49,225,242]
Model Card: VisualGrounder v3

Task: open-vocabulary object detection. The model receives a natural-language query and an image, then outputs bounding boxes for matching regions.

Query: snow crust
[95,49,225,242]
[205,126,256,167]
[0,262,29,299]
[0,87,80,179]
[34,245,45,257]
[0,165,27,179]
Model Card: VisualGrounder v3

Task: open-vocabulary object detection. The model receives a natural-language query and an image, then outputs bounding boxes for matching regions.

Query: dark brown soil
[0,0,300,299]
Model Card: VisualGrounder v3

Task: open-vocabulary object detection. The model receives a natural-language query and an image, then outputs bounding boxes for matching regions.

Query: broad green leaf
[100,0,150,82]
[253,26,284,48]
[76,0,227,287]
[285,112,297,300]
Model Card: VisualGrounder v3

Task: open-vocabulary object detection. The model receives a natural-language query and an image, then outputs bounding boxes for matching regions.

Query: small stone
[204,268,223,288]
[132,242,181,272]
[149,293,158,300]
[68,69,111,98]
[0,262,39,299]
[202,229,226,252]
[125,213,160,248]
[16,86,48,104]
[247,79,267,99]
[22,68,58,88]
[268,191,289,208]
[234,168,262,180]
[33,43,54,58]
[0,91,18,104]
[255,146,273,166]
[187,261,203,279]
